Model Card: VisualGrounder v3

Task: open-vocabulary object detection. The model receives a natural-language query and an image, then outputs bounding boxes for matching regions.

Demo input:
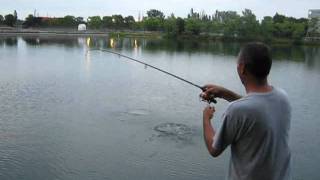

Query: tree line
[1,9,319,40]
[0,10,18,27]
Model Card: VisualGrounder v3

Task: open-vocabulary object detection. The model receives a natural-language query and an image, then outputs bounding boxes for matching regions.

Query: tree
[212,10,241,36]
[143,17,162,31]
[292,23,307,39]
[273,13,286,23]
[188,8,200,19]
[261,16,274,39]
[112,15,124,29]
[147,9,165,20]
[4,14,16,27]
[273,21,294,38]
[185,18,201,35]
[209,20,223,34]
[163,15,185,36]
[75,17,84,24]
[87,16,102,29]
[176,17,185,34]
[0,15,4,24]
[214,10,239,23]
[239,9,259,37]
[164,15,177,36]
[14,10,17,21]
[124,16,135,29]
[63,15,76,26]
[23,14,34,27]
[102,16,113,28]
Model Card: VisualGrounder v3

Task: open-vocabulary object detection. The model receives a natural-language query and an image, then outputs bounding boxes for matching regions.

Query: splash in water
[153,123,194,142]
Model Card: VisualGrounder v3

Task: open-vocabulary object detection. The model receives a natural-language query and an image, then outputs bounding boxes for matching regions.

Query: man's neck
[245,81,273,94]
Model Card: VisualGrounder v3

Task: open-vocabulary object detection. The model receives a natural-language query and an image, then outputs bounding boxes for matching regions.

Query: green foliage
[13,10,17,21]
[88,16,102,29]
[143,17,163,31]
[261,16,274,40]
[112,15,124,29]
[4,14,16,27]
[22,14,82,28]
[0,15,4,24]
[212,10,241,36]
[292,23,306,39]
[214,10,239,24]
[6,7,313,41]
[75,17,84,24]
[132,21,144,30]
[273,13,286,23]
[102,16,113,28]
[176,17,185,34]
[147,9,165,20]
[238,9,259,38]
[163,15,186,36]
[164,15,177,36]
[185,18,201,35]
[124,16,135,29]
[142,9,166,31]
[23,14,34,27]
[62,16,77,26]
[223,16,241,37]
[44,16,78,27]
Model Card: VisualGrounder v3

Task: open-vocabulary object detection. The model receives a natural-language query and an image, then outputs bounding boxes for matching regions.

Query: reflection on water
[110,38,115,48]
[1,36,319,68]
[84,49,91,73]
[21,36,81,47]
[0,37,18,46]
[304,46,320,69]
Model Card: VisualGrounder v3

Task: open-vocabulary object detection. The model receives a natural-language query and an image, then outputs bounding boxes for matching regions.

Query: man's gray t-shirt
[213,87,291,180]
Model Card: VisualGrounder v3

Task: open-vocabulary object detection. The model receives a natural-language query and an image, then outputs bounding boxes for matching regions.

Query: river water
[0,36,319,180]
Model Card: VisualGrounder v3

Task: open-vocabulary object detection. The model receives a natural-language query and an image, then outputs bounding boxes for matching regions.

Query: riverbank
[0,28,162,38]
[1,28,319,45]
[174,33,320,46]
[0,28,109,37]
[110,31,320,46]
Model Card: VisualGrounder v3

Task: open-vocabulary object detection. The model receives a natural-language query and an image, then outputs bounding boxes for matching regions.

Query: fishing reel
[200,87,217,104]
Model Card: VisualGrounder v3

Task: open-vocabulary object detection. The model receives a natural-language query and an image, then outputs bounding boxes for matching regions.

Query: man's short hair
[239,42,272,81]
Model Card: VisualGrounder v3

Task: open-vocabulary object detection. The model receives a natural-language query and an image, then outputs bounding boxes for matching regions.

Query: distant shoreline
[0,29,110,37]
[0,29,319,45]
[0,28,162,38]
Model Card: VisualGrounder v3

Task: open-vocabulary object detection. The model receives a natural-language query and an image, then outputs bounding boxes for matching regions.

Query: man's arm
[203,106,221,157]
[202,84,242,102]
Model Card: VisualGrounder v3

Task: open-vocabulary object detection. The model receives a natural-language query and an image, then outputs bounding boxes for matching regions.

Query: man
[201,42,291,180]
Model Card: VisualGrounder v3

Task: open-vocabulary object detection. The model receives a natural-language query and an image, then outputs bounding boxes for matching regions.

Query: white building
[308,9,320,36]
[78,24,87,31]
[309,9,320,19]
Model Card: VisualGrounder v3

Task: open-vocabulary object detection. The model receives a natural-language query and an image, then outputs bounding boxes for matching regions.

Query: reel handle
[207,94,217,104]
[200,87,217,104]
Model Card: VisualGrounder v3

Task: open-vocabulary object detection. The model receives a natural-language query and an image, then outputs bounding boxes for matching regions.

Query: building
[308,9,320,36]
[308,9,320,19]
[78,24,86,31]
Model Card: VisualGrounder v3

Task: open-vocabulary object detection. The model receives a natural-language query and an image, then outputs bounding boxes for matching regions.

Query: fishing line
[89,48,217,104]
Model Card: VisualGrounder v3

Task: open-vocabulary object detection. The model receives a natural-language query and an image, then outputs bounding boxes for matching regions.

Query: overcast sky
[1,0,319,20]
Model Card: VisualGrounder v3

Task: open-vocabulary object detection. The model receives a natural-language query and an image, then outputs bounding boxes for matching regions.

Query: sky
[1,0,319,20]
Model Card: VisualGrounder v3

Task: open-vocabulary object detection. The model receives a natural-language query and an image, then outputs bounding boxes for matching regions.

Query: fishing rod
[90,48,217,104]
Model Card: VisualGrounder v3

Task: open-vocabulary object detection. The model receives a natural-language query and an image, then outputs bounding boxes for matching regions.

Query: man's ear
[238,62,245,75]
